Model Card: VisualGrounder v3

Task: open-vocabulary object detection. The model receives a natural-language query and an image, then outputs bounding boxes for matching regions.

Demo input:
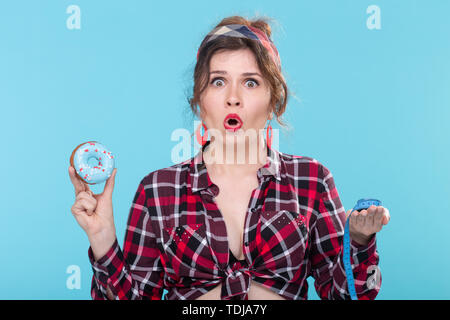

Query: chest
[161,170,310,284]
[211,174,259,260]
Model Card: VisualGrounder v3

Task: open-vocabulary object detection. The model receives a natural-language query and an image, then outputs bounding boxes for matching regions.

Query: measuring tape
[343,198,381,300]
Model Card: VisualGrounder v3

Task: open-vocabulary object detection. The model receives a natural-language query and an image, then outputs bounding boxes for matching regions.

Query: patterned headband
[196,24,281,69]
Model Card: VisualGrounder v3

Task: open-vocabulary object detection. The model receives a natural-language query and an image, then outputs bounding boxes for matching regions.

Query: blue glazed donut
[70,141,115,185]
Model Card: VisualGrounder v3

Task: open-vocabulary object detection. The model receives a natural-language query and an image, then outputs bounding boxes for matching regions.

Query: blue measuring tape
[343,198,381,300]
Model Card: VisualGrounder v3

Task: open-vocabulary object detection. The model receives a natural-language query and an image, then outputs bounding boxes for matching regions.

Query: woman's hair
[187,15,290,128]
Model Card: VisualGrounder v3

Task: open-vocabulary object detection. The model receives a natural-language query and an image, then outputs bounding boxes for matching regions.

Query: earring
[196,122,208,146]
[266,122,273,149]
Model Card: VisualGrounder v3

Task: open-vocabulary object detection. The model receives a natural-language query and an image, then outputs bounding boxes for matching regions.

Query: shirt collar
[189,140,282,193]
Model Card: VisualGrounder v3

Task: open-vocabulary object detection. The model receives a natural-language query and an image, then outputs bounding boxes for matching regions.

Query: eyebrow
[209,70,262,77]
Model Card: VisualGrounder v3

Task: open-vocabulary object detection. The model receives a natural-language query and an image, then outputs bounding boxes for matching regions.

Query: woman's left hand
[346,205,390,245]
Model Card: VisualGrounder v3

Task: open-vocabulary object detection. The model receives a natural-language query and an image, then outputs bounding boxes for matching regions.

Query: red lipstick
[224,113,243,132]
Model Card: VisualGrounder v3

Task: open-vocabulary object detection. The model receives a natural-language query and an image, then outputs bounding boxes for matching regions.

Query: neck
[203,135,268,176]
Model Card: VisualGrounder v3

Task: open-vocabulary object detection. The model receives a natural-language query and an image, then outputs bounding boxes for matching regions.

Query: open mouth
[224,114,243,131]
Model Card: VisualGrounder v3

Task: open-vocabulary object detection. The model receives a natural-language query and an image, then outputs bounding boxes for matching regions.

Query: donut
[69,141,115,185]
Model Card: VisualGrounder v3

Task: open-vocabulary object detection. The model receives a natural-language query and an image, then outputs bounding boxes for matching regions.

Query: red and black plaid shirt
[88,140,381,300]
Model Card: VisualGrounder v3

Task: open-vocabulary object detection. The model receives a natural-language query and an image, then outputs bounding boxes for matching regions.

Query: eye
[210,77,259,88]
[245,78,259,88]
[210,77,225,87]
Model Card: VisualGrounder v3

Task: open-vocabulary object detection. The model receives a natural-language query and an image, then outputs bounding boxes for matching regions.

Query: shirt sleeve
[309,163,381,300]
[88,179,165,300]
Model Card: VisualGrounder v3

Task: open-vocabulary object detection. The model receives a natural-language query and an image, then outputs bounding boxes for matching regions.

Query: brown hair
[187,15,290,128]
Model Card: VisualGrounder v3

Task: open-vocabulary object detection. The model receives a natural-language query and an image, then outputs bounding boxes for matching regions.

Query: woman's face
[199,48,273,145]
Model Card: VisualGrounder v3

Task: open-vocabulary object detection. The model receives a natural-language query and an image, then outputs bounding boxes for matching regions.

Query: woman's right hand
[69,166,118,260]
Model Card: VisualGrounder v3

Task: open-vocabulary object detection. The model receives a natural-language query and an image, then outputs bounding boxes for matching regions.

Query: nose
[227,100,240,107]
[226,83,241,108]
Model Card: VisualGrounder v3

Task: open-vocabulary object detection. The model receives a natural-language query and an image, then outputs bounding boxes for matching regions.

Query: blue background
[1,0,449,299]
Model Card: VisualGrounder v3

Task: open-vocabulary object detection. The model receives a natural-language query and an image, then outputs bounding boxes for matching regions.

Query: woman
[68,15,390,300]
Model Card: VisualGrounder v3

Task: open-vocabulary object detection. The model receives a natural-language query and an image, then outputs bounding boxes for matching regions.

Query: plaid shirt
[88,140,381,300]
